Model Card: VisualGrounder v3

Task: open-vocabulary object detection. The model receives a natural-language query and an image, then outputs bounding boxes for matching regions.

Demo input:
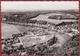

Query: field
[31,13,77,24]
[2,23,20,39]
[2,23,40,39]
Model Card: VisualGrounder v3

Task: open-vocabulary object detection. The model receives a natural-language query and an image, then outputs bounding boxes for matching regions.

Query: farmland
[1,10,79,56]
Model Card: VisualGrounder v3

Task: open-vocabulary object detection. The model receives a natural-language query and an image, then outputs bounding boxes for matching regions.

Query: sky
[1,1,79,11]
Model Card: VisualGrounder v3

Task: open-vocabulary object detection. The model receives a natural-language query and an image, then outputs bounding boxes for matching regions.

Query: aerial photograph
[1,1,79,56]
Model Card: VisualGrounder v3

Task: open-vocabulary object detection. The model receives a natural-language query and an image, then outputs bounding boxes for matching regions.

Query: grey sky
[1,1,79,11]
